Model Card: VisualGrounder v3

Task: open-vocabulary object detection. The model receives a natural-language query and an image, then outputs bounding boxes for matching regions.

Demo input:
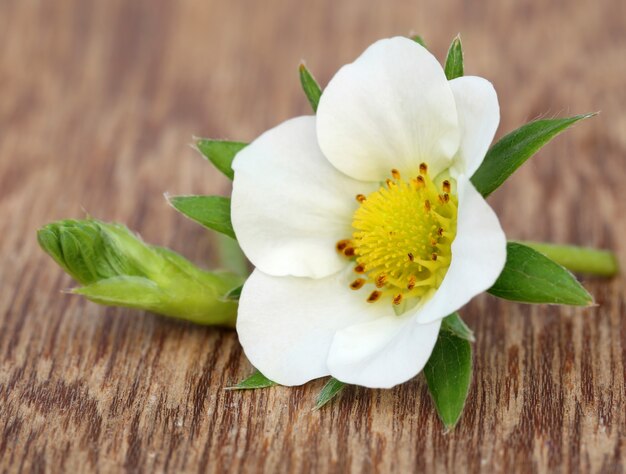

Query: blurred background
[1,1,625,472]
[2,0,624,259]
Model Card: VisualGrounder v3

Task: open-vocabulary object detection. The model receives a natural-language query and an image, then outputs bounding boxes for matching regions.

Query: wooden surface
[1,0,625,472]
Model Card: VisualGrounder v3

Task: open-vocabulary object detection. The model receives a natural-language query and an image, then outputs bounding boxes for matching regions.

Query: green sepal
[444,35,463,80]
[314,378,346,410]
[195,139,247,180]
[424,329,472,431]
[215,233,249,276]
[471,114,596,197]
[227,370,276,390]
[411,35,427,48]
[168,195,235,239]
[441,312,474,342]
[299,63,322,112]
[38,219,242,327]
[224,284,243,301]
[73,276,162,309]
[488,242,593,306]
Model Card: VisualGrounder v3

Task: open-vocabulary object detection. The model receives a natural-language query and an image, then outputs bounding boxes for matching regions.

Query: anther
[393,294,403,305]
[344,247,355,257]
[419,162,428,175]
[415,175,425,187]
[356,194,366,203]
[424,200,431,211]
[354,264,366,273]
[386,178,394,188]
[443,193,450,203]
[442,180,451,193]
[391,169,401,180]
[407,252,414,262]
[350,278,366,290]
[431,253,438,261]
[438,227,444,236]
[375,274,387,288]
[367,291,382,303]
[407,275,416,290]
[336,240,350,252]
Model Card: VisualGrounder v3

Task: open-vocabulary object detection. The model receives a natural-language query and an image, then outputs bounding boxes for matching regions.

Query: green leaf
[441,312,474,342]
[488,242,593,305]
[411,35,427,48]
[228,370,276,390]
[424,330,472,430]
[314,378,346,409]
[38,219,145,284]
[168,195,235,239]
[444,35,463,80]
[196,139,247,180]
[299,63,322,112]
[471,114,595,197]
[59,229,95,283]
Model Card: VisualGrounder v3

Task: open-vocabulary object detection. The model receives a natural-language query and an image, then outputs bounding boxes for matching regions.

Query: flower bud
[37,219,243,327]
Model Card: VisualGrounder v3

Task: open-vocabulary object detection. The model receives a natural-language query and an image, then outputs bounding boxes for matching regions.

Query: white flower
[231,37,507,389]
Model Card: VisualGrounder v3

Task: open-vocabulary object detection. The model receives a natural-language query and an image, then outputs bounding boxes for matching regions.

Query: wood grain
[1,0,625,472]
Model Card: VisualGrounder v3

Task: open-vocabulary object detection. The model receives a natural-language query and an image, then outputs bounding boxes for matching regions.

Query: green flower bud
[37,219,243,327]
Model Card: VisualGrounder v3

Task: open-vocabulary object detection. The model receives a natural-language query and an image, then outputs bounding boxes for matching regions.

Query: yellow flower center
[337,164,458,306]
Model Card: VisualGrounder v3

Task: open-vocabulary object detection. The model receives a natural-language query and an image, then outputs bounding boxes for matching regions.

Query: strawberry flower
[231,37,506,388]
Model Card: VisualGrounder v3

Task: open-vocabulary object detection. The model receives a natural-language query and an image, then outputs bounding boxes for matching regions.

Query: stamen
[336,239,350,252]
[346,168,458,308]
[367,291,382,303]
[350,278,366,290]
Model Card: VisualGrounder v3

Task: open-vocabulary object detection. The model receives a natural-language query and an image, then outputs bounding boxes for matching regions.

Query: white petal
[236,267,387,386]
[448,76,500,177]
[317,37,460,182]
[417,178,507,325]
[231,116,373,279]
[327,315,441,388]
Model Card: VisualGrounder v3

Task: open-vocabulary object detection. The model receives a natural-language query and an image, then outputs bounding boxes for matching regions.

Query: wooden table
[1,1,624,472]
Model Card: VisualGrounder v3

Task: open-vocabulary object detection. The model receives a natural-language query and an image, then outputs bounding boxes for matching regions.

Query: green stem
[515,241,619,277]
